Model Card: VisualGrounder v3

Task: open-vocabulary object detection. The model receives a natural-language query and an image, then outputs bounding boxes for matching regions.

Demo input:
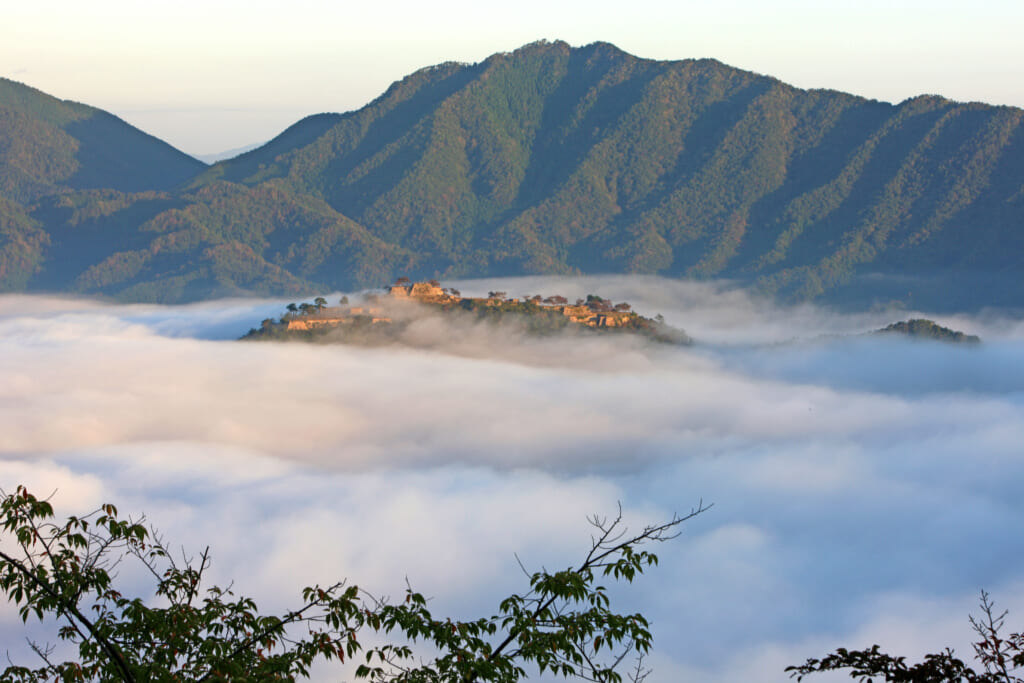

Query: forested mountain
[0,78,205,202]
[0,78,208,291]
[2,41,1023,308]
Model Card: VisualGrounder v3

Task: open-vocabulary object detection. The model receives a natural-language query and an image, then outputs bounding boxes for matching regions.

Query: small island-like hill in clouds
[242,277,693,348]
[1,40,1022,311]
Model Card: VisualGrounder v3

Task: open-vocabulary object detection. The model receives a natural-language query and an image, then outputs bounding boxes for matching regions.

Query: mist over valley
[1,276,1021,681]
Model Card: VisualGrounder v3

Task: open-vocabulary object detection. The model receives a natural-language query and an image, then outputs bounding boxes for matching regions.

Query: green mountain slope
[3,42,1023,308]
[0,78,206,203]
[26,182,413,302]
[191,41,1024,307]
[0,195,48,289]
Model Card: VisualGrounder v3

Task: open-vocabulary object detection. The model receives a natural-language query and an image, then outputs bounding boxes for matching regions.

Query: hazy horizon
[2,277,1022,682]
[4,1,1023,156]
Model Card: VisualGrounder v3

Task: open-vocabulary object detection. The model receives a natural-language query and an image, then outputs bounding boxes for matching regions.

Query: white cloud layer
[1,277,1022,682]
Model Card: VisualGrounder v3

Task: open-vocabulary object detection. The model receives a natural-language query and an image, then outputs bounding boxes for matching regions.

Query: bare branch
[628,653,652,683]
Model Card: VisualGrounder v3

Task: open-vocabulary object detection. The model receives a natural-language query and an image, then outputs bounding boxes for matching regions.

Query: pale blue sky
[4,0,1022,156]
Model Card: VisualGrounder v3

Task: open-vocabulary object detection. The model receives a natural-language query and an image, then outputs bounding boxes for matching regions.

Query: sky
[2,277,1024,681]
[3,0,1024,157]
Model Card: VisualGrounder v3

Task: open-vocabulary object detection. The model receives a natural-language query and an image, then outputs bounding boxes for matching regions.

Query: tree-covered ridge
[243,278,690,346]
[0,78,206,203]
[875,318,981,344]
[195,40,1024,307]
[2,42,1023,307]
[34,181,418,302]
[0,195,48,289]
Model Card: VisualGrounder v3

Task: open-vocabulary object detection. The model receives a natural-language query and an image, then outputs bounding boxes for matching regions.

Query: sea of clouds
[1,275,1023,682]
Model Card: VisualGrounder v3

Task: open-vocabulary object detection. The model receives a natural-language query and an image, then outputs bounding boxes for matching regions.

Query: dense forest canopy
[1,41,1022,310]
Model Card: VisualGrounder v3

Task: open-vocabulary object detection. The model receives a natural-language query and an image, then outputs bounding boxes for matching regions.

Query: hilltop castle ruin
[282,279,639,331]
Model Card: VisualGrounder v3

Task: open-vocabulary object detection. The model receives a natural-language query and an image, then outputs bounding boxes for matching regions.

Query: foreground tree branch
[0,485,708,682]
[788,592,1024,683]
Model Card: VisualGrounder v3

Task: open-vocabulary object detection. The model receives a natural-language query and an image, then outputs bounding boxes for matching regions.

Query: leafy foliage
[0,486,708,682]
[787,592,1024,683]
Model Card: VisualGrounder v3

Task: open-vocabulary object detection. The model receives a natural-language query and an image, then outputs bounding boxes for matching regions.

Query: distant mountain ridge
[1,41,1022,308]
[196,142,264,165]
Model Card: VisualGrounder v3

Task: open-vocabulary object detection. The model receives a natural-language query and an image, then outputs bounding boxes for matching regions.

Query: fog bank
[1,277,1021,682]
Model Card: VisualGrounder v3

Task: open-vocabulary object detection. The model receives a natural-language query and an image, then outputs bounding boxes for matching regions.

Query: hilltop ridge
[2,41,1023,309]
[875,318,981,344]
[0,78,205,202]
[243,278,690,345]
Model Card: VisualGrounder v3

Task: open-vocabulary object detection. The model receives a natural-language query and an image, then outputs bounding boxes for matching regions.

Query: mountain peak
[2,46,1023,309]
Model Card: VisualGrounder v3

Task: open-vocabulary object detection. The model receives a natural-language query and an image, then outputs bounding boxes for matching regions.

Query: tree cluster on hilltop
[875,318,981,344]
[242,279,690,345]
